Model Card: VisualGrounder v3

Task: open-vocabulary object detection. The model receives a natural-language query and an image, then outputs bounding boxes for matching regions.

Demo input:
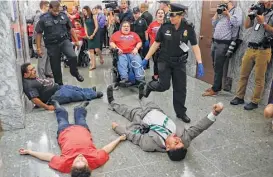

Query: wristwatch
[263,22,267,27]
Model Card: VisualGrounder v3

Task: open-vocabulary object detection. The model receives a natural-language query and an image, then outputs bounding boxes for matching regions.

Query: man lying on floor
[106,85,224,161]
[21,63,103,111]
[19,101,126,176]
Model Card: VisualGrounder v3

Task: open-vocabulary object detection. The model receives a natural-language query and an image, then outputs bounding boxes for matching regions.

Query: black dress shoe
[75,74,84,82]
[96,91,103,98]
[107,85,114,103]
[177,114,191,123]
[230,97,244,105]
[51,100,61,109]
[244,102,258,110]
[74,101,90,109]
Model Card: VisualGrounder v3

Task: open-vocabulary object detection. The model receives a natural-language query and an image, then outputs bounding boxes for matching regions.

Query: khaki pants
[236,48,271,103]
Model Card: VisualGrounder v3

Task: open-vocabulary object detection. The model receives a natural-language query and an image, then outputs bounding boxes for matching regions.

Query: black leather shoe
[96,91,103,98]
[139,83,145,100]
[51,100,61,109]
[75,101,90,109]
[107,85,114,103]
[230,97,244,105]
[244,102,258,110]
[75,74,84,82]
[177,114,191,123]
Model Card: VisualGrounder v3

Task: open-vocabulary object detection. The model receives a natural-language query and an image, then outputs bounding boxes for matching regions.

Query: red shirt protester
[72,27,86,42]
[49,126,109,173]
[146,21,161,46]
[69,12,80,26]
[110,31,141,53]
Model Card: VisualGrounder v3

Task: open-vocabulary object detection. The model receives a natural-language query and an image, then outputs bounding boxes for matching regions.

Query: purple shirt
[97,12,106,29]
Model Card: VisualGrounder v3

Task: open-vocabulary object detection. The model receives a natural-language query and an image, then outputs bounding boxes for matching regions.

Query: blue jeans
[117,54,144,81]
[51,85,97,104]
[56,105,90,136]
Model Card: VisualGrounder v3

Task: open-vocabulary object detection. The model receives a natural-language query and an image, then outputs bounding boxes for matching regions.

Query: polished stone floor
[1,52,273,177]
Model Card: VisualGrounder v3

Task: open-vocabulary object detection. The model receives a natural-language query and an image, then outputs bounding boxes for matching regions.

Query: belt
[213,39,231,45]
[248,42,270,50]
[169,54,188,63]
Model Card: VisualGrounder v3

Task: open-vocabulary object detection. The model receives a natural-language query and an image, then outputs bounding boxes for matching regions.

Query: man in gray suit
[33,1,53,79]
[107,85,224,161]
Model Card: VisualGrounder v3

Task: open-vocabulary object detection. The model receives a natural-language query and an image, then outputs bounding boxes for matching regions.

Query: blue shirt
[97,12,106,29]
[212,7,243,40]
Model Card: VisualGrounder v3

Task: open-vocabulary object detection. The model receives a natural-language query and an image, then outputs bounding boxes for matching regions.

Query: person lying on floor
[21,63,103,111]
[19,101,126,176]
[106,85,224,161]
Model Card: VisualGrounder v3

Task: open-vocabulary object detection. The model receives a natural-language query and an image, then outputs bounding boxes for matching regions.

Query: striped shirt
[247,10,273,43]
[212,7,243,40]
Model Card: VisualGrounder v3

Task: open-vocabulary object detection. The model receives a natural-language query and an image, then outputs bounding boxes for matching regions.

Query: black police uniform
[141,4,196,122]
[141,11,153,26]
[35,11,83,85]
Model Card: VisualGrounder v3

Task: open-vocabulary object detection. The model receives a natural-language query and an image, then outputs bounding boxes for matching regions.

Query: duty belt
[248,42,270,50]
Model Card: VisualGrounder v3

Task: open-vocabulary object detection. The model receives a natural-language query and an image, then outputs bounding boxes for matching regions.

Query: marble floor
[1,52,273,177]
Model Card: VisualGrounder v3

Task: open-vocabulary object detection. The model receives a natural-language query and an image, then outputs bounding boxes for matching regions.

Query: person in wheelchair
[110,21,145,85]
[71,20,86,58]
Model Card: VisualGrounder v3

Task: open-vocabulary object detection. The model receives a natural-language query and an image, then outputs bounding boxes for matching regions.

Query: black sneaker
[75,74,84,82]
[96,91,103,98]
[244,102,258,110]
[177,114,191,123]
[230,97,244,105]
[107,85,114,104]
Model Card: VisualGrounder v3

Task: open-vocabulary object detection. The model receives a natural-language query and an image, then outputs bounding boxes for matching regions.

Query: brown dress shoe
[202,89,218,97]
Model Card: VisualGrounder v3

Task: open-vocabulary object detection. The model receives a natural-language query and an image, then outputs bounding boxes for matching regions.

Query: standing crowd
[18,0,273,177]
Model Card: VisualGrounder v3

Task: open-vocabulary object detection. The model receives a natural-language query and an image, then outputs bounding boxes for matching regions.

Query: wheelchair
[110,48,145,89]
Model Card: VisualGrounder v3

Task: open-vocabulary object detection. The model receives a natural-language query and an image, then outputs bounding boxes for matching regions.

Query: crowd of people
[18,0,273,177]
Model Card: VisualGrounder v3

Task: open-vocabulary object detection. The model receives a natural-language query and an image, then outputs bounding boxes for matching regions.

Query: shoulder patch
[184,19,194,28]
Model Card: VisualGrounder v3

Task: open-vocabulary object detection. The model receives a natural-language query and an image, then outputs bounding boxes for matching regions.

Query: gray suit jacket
[113,108,214,152]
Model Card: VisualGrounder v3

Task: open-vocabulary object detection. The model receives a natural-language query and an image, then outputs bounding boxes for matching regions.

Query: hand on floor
[46,105,55,111]
[119,134,127,141]
[112,122,118,129]
[19,148,30,155]
[212,102,224,116]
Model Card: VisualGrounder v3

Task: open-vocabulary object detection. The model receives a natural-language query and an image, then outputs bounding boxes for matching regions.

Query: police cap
[133,7,140,14]
[170,3,188,13]
[158,1,170,4]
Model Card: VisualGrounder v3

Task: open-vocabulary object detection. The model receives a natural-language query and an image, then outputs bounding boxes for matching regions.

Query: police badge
[183,30,188,37]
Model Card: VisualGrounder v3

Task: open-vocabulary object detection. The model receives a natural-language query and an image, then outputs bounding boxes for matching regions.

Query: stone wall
[0,1,26,130]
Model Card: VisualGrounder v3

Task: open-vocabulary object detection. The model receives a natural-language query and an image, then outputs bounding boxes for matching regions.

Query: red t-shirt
[70,12,80,26]
[146,21,161,46]
[110,31,141,53]
[49,126,109,173]
[72,27,86,42]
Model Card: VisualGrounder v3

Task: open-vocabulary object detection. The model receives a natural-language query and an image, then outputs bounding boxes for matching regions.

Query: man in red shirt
[66,6,80,27]
[110,21,144,84]
[19,101,126,176]
[72,20,86,57]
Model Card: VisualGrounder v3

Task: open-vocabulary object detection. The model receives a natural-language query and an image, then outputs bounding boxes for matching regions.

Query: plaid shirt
[212,7,243,40]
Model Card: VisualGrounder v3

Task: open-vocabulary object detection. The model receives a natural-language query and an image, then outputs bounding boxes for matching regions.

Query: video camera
[248,3,265,20]
[102,0,120,13]
[217,3,228,14]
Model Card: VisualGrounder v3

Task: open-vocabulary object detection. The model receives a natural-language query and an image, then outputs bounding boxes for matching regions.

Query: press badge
[254,24,261,31]
[180,42,190,52]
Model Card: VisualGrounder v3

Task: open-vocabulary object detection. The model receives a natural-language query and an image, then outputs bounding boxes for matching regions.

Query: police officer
[158,0,171,24]
[35,1,84,85]
[131,7,148,58]
[139,3,205,123]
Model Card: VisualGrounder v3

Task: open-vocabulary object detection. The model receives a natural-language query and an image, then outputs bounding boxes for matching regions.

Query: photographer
[203,0,243,97]
[115,0,134,30]
[230,1,273,110]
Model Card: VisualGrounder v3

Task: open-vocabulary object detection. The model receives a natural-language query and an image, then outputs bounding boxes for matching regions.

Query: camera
[261,36,273,48]
[103,0,120,13]
[248,3,265,20]
[225,39,243,58]
[217,3,228,14]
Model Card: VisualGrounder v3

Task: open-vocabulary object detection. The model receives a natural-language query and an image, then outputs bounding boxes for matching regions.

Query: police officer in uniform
[131,7,148,58]
[139,3,205,123]
[35,1,84,85]
[158,0,171,24]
